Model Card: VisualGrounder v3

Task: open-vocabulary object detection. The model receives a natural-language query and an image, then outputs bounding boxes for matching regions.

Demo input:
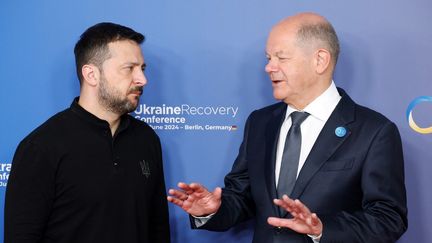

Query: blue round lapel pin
[335,126,347,137]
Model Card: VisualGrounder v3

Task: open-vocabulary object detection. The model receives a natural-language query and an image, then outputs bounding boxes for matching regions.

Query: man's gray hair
[296,21,340,66]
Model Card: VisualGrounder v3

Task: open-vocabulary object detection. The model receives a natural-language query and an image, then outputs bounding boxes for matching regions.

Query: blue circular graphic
[335,126,347,137]
[406,96,432,134]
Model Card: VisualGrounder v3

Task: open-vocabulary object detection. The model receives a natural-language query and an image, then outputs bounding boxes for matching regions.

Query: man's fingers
[290,199,314,223]
[311,213,320,226]
[267,217,293,228]
[212,187,222,200]
[168,189,189,200]
[279,198,310,218]
[275,197,317,224]
[294,199,311,214]
[167,196,184,207]
[177,182,189,189]
[274,198,290,207]
[273,198,283,206]
[189,183,207,193]
[281,195,297,210]
[273,197,294,213]
[177,182,195,194]
[282,195,295,205]
[269,198,323,236]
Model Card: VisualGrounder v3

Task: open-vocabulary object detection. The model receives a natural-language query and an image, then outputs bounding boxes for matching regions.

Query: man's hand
[167,182,222,217]
[267,195,323,236]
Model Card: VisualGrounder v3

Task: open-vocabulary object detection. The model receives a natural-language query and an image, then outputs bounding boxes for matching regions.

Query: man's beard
[98,75,142,115]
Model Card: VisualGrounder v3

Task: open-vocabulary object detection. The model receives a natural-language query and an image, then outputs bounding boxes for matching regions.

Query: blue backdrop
[1,0,431,242]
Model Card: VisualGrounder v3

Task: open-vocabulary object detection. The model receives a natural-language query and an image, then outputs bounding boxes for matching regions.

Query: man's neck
[285,79,333,110]
[78,97,121,136]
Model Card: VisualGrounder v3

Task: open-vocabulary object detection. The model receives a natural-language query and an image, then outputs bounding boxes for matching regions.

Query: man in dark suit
[168,12,407,243]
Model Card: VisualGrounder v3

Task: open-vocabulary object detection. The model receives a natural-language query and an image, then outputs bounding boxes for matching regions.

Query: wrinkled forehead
[265,24,299,53]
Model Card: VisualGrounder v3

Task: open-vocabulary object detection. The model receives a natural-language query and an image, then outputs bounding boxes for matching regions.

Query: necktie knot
[290,111,309,126]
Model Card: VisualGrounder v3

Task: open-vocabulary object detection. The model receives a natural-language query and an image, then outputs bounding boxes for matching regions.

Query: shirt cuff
[307,233,322,243]
[192,213,215,228]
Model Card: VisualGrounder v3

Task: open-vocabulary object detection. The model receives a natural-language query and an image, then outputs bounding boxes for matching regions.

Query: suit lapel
[290,89,356,201]
[264,103,287,215]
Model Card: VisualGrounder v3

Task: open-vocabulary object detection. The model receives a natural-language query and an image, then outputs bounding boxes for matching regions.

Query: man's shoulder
[16,108,73,153]
[339,93,397,134]
[338,89,394,126]
[25,108,73,141]
[356,104,388,120]
[354,104,396,132]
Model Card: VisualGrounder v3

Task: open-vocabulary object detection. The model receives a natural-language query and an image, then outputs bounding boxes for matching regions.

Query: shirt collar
[70,97,130,132]
[286,81,341,122]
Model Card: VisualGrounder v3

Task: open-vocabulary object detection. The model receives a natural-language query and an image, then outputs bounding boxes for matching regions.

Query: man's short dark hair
[74,22,145,84]
[296,21,340,67]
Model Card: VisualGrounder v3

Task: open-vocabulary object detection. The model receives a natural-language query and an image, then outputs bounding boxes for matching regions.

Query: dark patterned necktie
[277,111,310,204]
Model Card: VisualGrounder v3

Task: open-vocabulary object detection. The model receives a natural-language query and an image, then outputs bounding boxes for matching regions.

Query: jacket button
[275,227,283,234]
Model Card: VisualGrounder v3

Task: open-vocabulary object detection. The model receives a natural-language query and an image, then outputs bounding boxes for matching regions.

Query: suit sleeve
[196,113,256,231]
[320,121,408,243]
[149,135,171,243]
[4,141,56,243]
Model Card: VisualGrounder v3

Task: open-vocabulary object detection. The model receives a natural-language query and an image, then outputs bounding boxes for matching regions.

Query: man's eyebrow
[123,62,146,67]
[275,51,288,56]
[265,50,288,56]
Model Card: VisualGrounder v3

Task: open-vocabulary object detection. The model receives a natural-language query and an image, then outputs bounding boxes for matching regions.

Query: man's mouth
[129,87,143,95]
[272,80,284,85]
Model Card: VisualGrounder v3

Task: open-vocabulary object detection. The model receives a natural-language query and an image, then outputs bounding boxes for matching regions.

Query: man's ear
[314,49,331,74]
[81,64,100,87]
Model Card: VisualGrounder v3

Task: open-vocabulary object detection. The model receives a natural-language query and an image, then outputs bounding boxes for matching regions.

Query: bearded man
[5,22,170,243]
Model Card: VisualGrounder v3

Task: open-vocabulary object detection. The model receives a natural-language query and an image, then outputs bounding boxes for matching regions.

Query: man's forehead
[265,49,291,56]
[104,41,145,66]
[107,41,143,58]
[108,40,141,53]
[265,32,296,54]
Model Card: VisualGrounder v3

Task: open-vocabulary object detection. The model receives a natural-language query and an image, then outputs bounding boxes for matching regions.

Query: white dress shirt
[275,81,341,185]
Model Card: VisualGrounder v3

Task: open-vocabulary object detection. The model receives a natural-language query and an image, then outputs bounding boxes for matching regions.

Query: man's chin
[129,95,141,103]
[273,91,286,101]
[119,99,138,114]
[127,103,138,112]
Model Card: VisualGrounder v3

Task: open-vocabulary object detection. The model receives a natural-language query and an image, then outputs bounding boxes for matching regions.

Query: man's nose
[134,69,147,86]
[265,60,278,73]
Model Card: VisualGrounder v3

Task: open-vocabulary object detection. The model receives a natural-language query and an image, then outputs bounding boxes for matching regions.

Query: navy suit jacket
[195,89,407,243]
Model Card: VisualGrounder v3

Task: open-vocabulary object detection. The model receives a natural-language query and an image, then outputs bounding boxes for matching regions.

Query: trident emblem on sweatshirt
[139,160,151,178]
